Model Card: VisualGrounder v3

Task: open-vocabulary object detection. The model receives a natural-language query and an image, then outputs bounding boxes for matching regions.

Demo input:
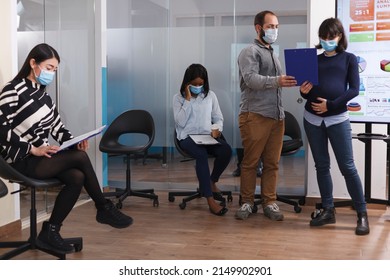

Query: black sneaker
[36,221,75,254]
[356,211,369,235]
[96,199,133,228]
[310,207,336,226]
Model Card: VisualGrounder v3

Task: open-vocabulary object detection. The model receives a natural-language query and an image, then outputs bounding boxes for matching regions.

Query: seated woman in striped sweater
[0,43,133,255]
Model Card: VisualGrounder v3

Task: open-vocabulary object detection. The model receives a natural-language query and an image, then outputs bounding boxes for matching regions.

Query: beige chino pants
[238,112,284,207]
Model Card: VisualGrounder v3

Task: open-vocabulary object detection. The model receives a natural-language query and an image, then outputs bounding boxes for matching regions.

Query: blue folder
[284,48,318,86]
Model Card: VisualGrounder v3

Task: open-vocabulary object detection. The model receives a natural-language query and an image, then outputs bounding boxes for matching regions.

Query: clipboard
[189,134,219,145]
[284,48,319,86]
[59,125,106,150]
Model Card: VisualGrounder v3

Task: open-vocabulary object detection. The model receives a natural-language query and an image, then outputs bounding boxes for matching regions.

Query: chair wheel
[227,194,233,202]
[252,205,258,213]
[153,198,159,207]
[294,205,302,213]
[299,198,306,205]
[116,201,123,209]
[238,195,242,206]
[168,196,175,202]
[179,202,186,209]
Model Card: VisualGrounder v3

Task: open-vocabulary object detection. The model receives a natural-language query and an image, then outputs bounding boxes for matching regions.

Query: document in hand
[284,48,318,86]
[59,125,106,150]
[189,134,220,145]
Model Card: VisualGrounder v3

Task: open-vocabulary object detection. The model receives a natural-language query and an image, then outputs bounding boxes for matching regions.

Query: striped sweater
[0,78,73,163]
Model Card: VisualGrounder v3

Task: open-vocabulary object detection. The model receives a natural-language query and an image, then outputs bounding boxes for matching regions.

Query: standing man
[235,11,297,221]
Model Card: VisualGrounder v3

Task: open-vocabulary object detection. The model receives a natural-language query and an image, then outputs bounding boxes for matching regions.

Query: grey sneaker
[263,203,284,221]
[235,203,252,220]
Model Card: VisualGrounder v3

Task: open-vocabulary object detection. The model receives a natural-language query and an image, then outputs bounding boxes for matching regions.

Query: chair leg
[168,189,202,209]
[0,187,83,260]
[276,194,303,213]
[220,190,233,202]
[168,191,199,202]
[103,154,159,208]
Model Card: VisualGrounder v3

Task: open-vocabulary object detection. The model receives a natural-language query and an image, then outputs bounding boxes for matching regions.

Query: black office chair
[0,156,82,260]
[168,130,233,209]
[0,179,8,198]
[248,111,305,213]
[277,111,305,212]
[99,109,159,209]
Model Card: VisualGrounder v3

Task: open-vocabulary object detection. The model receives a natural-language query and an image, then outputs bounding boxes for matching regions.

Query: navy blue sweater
[301,51,359,117]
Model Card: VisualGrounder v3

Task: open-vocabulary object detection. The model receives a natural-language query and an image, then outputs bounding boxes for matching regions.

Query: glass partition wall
[16,0,97,219]
[106,0,307,198]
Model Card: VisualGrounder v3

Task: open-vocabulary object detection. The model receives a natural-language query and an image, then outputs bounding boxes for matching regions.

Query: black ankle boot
[36,221,75,254]
[310,207,336,226]
[356,211,370,235]
[96,199,133,228]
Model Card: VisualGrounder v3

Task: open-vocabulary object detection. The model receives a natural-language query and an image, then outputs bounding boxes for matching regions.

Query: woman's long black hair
[13,43,60,81]
[179,63,210,98]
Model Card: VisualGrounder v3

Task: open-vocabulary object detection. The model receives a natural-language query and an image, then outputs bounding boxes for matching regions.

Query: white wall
[0,0,20,227]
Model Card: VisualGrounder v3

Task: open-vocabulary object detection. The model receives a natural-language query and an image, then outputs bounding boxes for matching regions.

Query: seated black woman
[173,63,232,216]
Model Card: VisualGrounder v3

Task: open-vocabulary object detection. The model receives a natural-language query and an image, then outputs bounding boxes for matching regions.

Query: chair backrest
[0,156,62,189]
[282,111,303,155]
[284,111,302,140]
[99,109,155,155]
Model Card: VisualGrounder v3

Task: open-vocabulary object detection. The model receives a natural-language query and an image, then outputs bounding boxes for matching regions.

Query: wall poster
[337,0,390,123]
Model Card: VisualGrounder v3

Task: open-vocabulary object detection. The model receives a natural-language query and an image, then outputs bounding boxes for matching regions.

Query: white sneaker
[235,203,253,220]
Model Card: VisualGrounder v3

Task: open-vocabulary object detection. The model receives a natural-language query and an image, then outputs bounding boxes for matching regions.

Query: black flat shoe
[209,207,228,216]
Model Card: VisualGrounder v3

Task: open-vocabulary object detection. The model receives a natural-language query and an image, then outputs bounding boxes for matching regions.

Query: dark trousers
[11,150,107,225]
[179,136,232,197]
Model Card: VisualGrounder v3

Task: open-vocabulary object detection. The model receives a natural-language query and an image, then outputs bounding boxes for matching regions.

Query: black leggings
[11,150,107,225]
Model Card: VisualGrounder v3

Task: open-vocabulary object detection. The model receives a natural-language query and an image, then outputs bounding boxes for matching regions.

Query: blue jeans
[304,119,366,213]
[179,136,232,198]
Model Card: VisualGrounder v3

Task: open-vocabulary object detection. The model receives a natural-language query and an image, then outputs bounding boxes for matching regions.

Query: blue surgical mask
[320,39,338,52]
[35,66,55,86]
[262,28,278,44]
[189,85,204,95]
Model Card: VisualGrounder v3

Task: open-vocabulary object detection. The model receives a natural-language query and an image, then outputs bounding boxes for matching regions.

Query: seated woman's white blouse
[173,90,224,141]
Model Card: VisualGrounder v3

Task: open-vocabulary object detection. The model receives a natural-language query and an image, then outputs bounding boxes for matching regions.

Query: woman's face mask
[320,38,338,52]
[35,65,55,86]
[189,85,204,95]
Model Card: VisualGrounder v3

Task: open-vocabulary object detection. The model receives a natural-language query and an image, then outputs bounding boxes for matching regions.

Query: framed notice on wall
[337,0,390,123]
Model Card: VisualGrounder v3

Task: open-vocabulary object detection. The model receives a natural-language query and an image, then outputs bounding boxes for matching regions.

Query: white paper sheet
[59,125,106,150]
[189,134,219,145]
